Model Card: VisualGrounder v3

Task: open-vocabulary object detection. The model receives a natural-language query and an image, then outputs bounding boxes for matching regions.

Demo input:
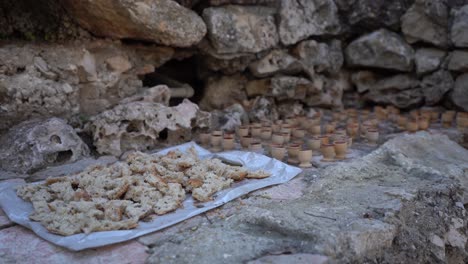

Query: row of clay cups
[395,116,430,132]
[199,130,237,151]
[269,143,313,168]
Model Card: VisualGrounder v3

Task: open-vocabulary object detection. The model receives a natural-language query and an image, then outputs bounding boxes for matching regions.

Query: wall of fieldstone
[1,0,468,133]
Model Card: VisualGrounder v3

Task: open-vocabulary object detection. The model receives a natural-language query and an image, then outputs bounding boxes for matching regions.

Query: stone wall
[1,0,468,130]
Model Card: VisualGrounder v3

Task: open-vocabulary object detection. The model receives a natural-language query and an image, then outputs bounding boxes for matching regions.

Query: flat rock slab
[0,208,13,229]
[0,226,148,264]
[248,253,329,264]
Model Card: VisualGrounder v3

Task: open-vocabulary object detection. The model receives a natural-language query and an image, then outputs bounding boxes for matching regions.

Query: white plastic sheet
[0,142,302,251]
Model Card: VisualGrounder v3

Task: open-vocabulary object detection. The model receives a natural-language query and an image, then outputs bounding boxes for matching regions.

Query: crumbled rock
[345,29,414,72]
[210,104,248,131]
[447,50,468,72]
[0,118,89,174]
[421,70,454,105]
[199,74,247,111]
[364,74,423,108]
[61,0,207,47]
[451,4,468,47]
[202,5,278,54]
[247,96,278,122]
[248,50,302,78]
[86,100,210,156]
[278,0,341,45]
[270,76,317,101]
[292,39,343,74]
[351,71,378,93]
[450,73,468,112]
[401,0,449,47]
[414,48,447,75]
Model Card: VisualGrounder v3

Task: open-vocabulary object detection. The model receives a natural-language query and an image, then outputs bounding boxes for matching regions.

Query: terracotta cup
[307,136,321,153]
[237,126,249,137]
[418,118,430,131]
[441,112,454,127]
[287,143,301,164]
[406,120,419,133]
[292,128,306,139]
[319,135,329,146]
[335,128,347,137]
[272,133,285,145]
[334,141,347,160]
[321,143,336,162]
[199,132,211,146]
[325,123,336,134]
[397,116,408,129]
[240,136,253,149]
[309,124,321,136]
[222,136,235,151]
[271,146,287,161]
[346,123,359,139]
[212,130,223,136]
[366,129,379,145]
[210,134,223,151]
[249,141,264,153]
[261,128,272,141]
[298,149,313,168]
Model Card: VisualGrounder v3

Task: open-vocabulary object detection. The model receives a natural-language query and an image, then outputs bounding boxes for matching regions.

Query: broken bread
[16,146,270,235]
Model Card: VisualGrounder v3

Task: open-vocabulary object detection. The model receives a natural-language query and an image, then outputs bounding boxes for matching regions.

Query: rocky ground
[1,130,467,264]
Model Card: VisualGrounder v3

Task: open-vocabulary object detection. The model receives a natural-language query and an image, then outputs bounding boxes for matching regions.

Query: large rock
[86,100,210,156]
[145,132,468,263]
[421,70,454,105]
[450,73,468,111]
[451,5,468,47]
[248,49,302,78]
[292,39,343,74]
[62,0,206,47]
[447,50,468,72]
[0,118,89,174]
[199,74,247,111]
[345,29,414,72]
[270,76,321,101]
[278,0,341,45]
[0,41,174,131]
[336,0,413,30]
[401,0,449,47]
[364,74,423,108]
[414,48,447,75]
[202,5,278,54]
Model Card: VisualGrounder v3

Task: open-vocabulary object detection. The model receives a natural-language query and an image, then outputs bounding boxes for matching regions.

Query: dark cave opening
[142,56,205,106]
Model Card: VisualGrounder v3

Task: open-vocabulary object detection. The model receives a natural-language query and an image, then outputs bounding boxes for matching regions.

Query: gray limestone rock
[421,70,454,105]
[293,39,343,74]
[451,4,468,47]
[202,5,278,54]
[364,74,423,108]
[415,48,447,75]
[447,50,468,72]
[401,0,449,47]
[61,0,207,47]
[345,29,414,72]
[248,49,303,78]
[278,0,341,45]
[0,118,89,174]
[450,73,468,111]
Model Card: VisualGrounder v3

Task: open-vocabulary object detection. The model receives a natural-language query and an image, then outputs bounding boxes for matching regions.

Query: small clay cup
[346,123,359,139]
[292,128,306,139]
[272,133,285,145]
[397,116,408,129]
[320,143,336,162]
[281,132,291,144]
[334,141,347,160]
[406,120,419,133]
[261,128,272,141]
[251,127,262,138]
[325,123,336,134]
[307,136,321,153]
[309,124,321,136]
[240,136,253,149]
[249,141,264,154]
[418,118,430,131]
[441,112,454,127]
[199,132,211,146]
[366,129,379,145]
[271,146,286,161]
[287,143,301,164]
[319,135,329,146]
[298,149,313,168]
[210,134,223,152]
[222,136,235,151]
[237,126,249,137]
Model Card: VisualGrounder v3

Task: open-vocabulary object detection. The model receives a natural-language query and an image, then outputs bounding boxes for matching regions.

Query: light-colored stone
[248,254,329,264]
[401,0,449,47]
[450,73,468,112]
[0,118,89,174]
[364,74,422,108]
[414,48,446,75]
[203,5,278,54]
[210,104,249,131]
[270,76,318,101]
[249,49,302,78]
[245,79,270,97]
[345,29,414,72]
[0,225,148,263]
[199,74,247,111]
[62,0,207,47]
[86,100,209,156]
[246,96,278,122]
[0,209,13,229]
[447,50,468,72]
[278,0,341,45]
[451,5,468,47]
[293,39,343,74]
